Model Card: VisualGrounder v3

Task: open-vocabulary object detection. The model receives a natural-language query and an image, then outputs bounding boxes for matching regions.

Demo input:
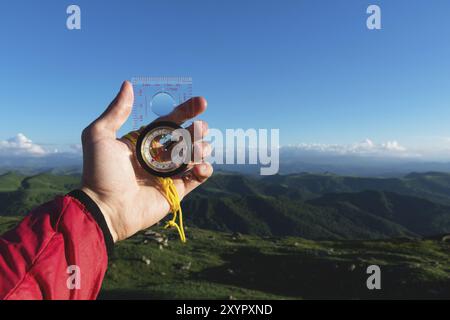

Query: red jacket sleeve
[0,190,114,300]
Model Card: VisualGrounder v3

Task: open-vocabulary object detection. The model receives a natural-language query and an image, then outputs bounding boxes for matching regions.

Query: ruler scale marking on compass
[131,77,193,130]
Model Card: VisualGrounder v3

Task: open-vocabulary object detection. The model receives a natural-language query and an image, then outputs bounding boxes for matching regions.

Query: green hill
[182,194,415,239]
[259,172,450,205]
[182,173,450,239]
[0,172,24,192]
[309,190,450,237]
[0,172,79,215]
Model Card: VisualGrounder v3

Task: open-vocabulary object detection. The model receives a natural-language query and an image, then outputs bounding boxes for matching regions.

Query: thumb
[96,81,134,136]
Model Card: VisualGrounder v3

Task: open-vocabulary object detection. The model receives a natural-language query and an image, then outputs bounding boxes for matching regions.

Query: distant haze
[2,146,450,177]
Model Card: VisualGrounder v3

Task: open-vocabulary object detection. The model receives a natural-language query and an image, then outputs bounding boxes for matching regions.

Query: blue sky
[1,0,450,159]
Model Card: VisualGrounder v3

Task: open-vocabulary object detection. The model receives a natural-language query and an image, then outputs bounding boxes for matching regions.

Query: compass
[136,121,190,177]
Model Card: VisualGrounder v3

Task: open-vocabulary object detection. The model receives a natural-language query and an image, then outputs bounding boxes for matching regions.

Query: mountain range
[1,170,449,299]
[1,171,450,240]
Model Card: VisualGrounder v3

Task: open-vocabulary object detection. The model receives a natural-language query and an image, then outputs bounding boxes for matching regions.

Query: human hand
[80,81,212,242]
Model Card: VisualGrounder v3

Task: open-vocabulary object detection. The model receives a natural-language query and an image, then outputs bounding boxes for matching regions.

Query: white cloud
[0,133,48,157]
[284,139,416,158]
[69,143,82,153]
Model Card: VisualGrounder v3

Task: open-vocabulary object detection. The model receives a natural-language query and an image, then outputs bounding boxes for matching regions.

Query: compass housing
[136,121,189,177]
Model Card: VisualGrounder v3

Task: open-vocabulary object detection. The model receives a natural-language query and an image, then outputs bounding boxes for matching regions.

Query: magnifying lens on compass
[150,91,176,117]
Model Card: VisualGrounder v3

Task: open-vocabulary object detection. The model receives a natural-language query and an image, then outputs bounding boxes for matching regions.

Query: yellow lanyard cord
[157,177,186,243]
[123,129,187,243]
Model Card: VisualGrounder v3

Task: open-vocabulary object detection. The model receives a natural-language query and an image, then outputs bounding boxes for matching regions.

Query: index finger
[157,97,207,125]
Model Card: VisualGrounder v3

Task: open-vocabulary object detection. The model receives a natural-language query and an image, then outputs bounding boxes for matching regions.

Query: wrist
[80,187,120,243]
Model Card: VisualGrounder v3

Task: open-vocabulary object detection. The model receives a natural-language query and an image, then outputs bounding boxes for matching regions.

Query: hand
[80,81,213,242]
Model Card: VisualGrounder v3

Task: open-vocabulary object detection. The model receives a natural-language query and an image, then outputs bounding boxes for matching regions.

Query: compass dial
[136,121,189,177]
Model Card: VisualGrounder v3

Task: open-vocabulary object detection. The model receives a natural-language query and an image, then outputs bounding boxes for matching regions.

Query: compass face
[136,121,189,177]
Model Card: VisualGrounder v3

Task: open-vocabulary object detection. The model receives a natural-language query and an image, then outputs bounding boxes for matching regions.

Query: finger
[192,141,212,163]
[94,81,134,136]
[158,97,207,125]
[181,162,213,195]
[187,121,209,142]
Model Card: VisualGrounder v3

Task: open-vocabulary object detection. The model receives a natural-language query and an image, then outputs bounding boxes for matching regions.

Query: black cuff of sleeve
[68,189,114,258]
